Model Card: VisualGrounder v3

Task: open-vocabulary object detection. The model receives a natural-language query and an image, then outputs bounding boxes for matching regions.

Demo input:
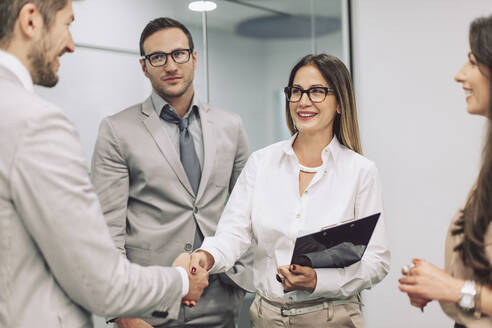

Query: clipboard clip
[320,217,355,231]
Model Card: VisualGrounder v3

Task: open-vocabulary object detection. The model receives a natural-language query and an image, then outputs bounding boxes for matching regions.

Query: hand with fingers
[277,264,317,292]
[190,250,215,272]
[398,258,463,310]
[172,252,209,307]
[399,259,431,311]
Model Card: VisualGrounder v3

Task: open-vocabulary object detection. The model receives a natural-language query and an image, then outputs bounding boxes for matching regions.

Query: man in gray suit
[91,17,254,328]
[0,1,209,327]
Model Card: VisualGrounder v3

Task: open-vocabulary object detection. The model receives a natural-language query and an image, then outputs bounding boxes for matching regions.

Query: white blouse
[201,135,390,303]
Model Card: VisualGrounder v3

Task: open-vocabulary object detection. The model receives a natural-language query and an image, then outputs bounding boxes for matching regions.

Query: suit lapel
[141,97,194,197]
[196,101,216,201]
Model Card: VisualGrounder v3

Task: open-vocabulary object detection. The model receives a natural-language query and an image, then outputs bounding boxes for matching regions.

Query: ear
[336,105,341,114]
[192,49,197,69]
[17,3,44,40]
[139,58,149,77]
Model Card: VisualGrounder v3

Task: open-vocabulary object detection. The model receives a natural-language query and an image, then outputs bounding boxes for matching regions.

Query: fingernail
[191,267,197,274]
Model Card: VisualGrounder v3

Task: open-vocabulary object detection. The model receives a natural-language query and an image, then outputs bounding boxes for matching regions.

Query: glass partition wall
[191,0,349,149]
[37,0,350,158]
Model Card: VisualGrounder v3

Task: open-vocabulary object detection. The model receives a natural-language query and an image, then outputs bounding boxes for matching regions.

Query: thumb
[289,264,305,275]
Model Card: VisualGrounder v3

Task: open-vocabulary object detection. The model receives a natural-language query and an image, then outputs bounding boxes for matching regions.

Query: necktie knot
[178,117,189,132]
[160,105,191,133]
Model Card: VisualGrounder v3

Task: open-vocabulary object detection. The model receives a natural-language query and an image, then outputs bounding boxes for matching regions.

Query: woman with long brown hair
[399,15,492,327]
[183,53,390,327]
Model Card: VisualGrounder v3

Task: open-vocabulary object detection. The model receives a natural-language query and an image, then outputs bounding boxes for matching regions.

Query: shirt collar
[281,134,343,163]
[0,49,33,92]
[151,91,200,119]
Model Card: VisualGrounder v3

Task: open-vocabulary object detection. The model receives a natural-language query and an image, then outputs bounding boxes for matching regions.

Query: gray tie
[160,105,202,195]
[160,105,203,249]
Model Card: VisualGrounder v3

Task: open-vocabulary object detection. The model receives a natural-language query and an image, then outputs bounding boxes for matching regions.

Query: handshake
[172,250,215,307]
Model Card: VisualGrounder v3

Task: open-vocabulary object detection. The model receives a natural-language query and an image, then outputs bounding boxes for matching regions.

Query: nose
[66,31,75,53]
[164,56,179,72]
[299,91,312,106]
[454,63,466,83]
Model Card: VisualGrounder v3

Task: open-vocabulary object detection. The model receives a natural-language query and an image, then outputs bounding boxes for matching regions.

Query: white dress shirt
[201,135,390,303]
[0,49,33,92]
[151,92,204,168]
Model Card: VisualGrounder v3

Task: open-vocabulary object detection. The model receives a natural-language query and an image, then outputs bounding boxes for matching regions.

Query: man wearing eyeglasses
[91,17,253,328]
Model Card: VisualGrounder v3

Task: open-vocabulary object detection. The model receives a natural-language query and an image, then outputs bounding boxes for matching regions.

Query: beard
[28,35,59,88]
[151,73,194,100]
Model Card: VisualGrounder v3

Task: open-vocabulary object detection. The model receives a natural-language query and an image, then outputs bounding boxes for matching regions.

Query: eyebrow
[292,83,328,88]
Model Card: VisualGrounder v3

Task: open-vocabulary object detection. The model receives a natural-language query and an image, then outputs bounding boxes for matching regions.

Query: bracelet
[474,283,482,319]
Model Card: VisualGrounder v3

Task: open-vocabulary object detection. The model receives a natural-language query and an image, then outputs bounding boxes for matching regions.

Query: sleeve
[10,108,184,319]
[200,151,258,274]
[90,118,129,255]
[310,162,391,299]
[229,116,250,193]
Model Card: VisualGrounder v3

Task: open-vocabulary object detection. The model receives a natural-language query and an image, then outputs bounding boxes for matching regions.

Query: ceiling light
[188,1,217,12]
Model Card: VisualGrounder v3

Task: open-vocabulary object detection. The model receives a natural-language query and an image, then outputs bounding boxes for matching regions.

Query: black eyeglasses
[284,86,335,103]
[142,49,192,67]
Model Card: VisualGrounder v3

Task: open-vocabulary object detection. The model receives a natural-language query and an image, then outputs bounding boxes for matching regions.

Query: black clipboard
[289,213,380,269]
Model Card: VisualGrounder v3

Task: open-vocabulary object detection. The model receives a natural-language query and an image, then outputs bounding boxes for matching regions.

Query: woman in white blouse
[189,54,390,327]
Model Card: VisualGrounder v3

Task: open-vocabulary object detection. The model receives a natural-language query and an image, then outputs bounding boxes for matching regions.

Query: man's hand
[172,252,208,307]
[183,265,209,307]
[277,264,317,292]
[114,318,152,328]
[172,252,192,269]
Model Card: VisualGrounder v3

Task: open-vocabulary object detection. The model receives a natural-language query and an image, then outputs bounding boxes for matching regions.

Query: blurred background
[34,0,492,327]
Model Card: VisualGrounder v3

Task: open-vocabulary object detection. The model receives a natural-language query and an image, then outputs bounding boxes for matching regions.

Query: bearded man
[0,2,208,327]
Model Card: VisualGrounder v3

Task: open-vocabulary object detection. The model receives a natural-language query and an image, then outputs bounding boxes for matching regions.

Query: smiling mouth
[297,112,317,119]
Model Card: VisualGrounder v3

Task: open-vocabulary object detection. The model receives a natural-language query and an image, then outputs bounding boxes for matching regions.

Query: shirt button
[193,207,198,214]
[304,190,309,194]
[296,213,301,219]
[184,242,193,251]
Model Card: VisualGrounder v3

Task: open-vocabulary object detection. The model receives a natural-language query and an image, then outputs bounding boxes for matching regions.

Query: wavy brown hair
[453,15,492,284]
[285,54,362,154]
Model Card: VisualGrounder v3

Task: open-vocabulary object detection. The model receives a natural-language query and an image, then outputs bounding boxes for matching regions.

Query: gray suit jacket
[91,97,254,294]
[0,66,184,328]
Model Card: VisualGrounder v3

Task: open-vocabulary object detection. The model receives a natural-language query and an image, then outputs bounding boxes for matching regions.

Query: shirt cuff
[310,268,344,299]
[197,246,220,274]
[175,266,189,298]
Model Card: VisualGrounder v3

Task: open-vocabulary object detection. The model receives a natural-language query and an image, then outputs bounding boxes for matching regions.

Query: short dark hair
[0,0,68,47]
[139,17,194,56]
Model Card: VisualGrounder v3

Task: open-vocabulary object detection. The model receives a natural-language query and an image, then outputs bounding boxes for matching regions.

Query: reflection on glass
[204,0,345,150]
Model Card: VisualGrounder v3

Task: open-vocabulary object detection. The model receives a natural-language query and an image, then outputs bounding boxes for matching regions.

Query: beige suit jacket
[440,213,492,327]
[90,97,254,291]
[0,66,184,328]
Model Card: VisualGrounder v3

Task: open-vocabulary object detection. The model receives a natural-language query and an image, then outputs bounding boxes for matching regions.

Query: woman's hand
[398,259,464,305]
[190,250,215,271]
[277,264,317,292]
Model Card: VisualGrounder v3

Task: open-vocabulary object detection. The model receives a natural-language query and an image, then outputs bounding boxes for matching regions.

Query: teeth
[298,113,316,117]
[465,90,472,95]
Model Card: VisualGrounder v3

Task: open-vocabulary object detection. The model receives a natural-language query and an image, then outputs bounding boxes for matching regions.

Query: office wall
[35,1,268,165]
[352,1,491,327]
